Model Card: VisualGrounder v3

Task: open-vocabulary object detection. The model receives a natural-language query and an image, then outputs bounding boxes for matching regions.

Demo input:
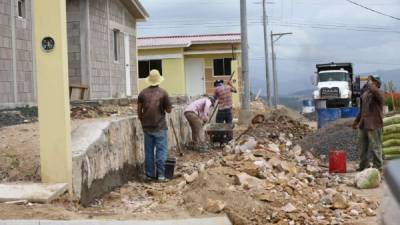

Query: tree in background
[384,81,398,111]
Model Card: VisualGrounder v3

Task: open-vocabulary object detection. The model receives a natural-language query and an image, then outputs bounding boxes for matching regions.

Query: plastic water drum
[316,108,341,129]
[341,107,359,118]
[329,150,347,173]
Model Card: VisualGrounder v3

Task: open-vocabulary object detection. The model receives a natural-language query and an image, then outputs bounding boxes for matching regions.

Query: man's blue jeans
[144,129,168,178]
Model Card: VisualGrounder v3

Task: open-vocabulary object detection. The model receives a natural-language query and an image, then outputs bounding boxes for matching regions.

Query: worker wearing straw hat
[138,69,172,181]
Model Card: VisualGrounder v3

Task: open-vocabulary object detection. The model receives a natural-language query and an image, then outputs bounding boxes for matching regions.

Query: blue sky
[137,0,400,95]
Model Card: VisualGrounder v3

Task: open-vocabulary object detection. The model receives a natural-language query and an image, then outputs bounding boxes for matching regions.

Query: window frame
[112,29,120,62]
[17,0,26,19]
[138,59,163,79]
[213,58,233,77]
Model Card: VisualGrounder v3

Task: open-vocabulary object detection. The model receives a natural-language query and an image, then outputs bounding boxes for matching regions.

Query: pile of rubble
[70,104,135,120]
[238,110,313,144]
[177,136,379,225]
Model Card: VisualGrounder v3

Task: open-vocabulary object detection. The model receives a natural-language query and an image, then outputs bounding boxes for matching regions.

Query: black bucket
[164,157,176,179]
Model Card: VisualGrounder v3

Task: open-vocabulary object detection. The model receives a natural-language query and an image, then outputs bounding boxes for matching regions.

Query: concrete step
[0,183,68,204]
[0,217,232,225]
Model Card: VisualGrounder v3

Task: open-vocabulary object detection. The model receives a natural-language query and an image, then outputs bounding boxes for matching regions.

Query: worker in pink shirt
[184,96,215,151]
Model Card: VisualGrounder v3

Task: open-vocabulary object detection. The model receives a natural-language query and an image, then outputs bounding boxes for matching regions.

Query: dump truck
[313,62,354,108]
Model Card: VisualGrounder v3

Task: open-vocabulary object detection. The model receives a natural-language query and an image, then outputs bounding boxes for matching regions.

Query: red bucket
[329,150,347,173]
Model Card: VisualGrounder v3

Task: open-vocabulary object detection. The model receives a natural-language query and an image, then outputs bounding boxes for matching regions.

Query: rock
[205,199,226,213]
[350,209,359,216]
[281,203,297,213]
[235,172,265,190]
[197,163,206,173]
[365,208,376,216]
[177,181,186,190]
[184,171,199,183]
[268,143,280,154]
[281,161,298,174]
[239,138,257,152]
[239,161,259,177]
[332,193,348,209]
[257,193,275,202]
[254,159,272,170]
[206,159,215,167]
[223,145,233,153]
[268,157,281,167]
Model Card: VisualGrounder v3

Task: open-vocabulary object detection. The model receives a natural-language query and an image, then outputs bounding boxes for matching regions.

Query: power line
[345,0,400,21]
[250,57,400,66]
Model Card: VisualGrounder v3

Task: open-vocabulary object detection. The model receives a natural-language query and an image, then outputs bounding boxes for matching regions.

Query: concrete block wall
[0,0,35,106]
[71,106,191,206]
[0,0,140,108]
[67,0,82,85]
[89,0,138,99]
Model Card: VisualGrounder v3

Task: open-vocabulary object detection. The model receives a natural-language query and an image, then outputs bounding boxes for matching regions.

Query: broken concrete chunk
[268,143,280,154]
[350,209,359,216]
[235,172,265,190]
[239,138,257,152]
[365,208,376,216]
[332,193,349,209]
[205,198,226,213]
[184,171,199,183]
[281,202,297,213]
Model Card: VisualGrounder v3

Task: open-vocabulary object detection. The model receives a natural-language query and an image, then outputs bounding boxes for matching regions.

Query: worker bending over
[353,75,384,171]
[184,96,215,151]
[138,69,172,181]
[214,80,237,124]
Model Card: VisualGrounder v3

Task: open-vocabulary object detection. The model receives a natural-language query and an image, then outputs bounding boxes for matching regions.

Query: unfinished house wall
[71,106,191,206]
[88,0,138,99]
[88,0,110,99]
[66,0,82,85]
[109,0,125,98]
[0,0,35,108]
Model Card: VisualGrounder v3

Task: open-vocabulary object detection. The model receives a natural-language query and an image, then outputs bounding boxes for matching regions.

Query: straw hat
[146,69,164,86]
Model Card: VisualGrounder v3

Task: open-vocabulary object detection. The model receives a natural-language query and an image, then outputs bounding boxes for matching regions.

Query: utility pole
[271,31,292,108]
[240,0,251,123]
[262,0,272,107]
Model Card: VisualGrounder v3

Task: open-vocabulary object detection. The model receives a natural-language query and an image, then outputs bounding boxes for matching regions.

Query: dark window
[213,58,232,76]
[17,0,25,18]
[139,61,149,79]
[113,30,119,61]
[138,60,163,79]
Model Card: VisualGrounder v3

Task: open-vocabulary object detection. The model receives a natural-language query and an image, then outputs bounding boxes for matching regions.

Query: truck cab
[313,62,354,108]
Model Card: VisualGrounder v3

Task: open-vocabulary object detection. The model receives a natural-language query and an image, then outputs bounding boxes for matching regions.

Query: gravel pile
[299,118,359,161]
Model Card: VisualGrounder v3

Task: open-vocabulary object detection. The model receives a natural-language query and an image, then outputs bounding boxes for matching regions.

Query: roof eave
[191,40,241,45]
[121,0,149,21]
[138,44,188,50]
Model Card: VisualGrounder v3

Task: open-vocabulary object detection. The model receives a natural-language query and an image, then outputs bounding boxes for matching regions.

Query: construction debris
[178,128,378,224]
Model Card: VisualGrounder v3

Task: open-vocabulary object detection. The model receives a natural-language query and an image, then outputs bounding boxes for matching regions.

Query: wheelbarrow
[206,123,234,147]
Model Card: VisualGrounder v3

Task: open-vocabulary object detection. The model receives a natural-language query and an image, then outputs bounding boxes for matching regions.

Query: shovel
[170,118,183,156]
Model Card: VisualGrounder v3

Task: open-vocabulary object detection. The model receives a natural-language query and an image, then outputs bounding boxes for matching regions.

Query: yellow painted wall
[138,58,186,96]
[137,48,242,102]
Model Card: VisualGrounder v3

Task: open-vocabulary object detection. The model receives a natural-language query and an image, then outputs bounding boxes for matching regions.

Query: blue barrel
[302,99,315,107]
[317,108,341,129]
[340,107,359,118]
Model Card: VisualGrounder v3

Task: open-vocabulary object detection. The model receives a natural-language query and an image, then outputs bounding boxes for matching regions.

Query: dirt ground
[0,105,384,224]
